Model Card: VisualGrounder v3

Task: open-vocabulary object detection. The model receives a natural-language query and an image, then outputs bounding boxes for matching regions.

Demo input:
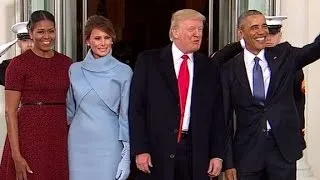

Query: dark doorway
[77,0,220,68]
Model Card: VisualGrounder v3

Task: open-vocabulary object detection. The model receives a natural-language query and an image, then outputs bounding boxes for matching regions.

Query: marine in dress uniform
[265,16,306,149]
[0,21,33,85]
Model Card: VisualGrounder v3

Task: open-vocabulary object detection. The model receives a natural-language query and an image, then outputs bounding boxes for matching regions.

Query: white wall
[281,0,320,178]
[0,0,16,61]
[305,0,320,177]
[0,0,15,161]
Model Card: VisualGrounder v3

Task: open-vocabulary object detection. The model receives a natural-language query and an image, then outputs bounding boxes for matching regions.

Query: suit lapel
[191,53,206,103]
[193,53,204,80]
[158,46,206,102]
[234,50,279,105]
[159,44,179,101]
[265,49,278,102]
[235,53,253,97]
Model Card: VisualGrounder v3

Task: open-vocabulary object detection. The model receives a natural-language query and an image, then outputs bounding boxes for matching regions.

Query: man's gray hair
[169,9,206,41]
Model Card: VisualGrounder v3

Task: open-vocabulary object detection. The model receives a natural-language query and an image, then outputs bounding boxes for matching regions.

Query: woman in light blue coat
[67,15,132,180]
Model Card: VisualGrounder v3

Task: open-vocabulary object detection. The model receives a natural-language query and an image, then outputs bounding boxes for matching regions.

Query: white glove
[116,141,131,180]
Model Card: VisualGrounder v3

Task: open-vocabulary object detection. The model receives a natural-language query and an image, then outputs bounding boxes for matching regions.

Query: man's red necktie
[177,54,190,142]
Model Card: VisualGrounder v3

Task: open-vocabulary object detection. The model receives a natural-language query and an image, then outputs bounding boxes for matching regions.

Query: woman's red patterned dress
[0,50,72,180]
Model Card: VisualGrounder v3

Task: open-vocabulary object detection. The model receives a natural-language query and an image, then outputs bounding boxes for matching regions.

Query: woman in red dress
[0,10,72,180]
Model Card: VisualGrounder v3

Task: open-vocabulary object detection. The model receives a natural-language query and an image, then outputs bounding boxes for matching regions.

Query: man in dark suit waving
[129,9,226,180]
[222,10,320,180]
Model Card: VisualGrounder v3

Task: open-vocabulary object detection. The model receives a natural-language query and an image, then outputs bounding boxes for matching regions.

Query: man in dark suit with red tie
[222,10,320,180]
[129,9,226,180]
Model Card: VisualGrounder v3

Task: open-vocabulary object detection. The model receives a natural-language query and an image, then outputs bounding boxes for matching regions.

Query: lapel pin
[273,56,277,60]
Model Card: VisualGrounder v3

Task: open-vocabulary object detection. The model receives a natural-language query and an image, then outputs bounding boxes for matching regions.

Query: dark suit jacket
[294,70,305,129]
[222,35,320,172]
[293,70,306,149]
[0,59,11,86]
[129,44,225,180]
[210,42,242,66]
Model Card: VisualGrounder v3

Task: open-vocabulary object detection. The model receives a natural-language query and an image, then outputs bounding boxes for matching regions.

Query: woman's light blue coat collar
[81,49,118,72]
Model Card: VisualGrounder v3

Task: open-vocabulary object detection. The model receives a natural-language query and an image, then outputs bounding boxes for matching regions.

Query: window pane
[238,0,273,16]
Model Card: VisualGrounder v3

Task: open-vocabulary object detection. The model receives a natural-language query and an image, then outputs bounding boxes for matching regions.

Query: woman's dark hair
[84,15,116,41]
[27,10,55,31]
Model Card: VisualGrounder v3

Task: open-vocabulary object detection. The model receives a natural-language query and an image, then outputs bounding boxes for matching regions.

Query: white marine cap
[265,16,287,34]
[265,16,287,26]
[0,22,30,57]
[11,21,30,40]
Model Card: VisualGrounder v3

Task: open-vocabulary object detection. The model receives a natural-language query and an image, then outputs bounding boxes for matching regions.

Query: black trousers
[174,133,193,180]
[237,133,296,180]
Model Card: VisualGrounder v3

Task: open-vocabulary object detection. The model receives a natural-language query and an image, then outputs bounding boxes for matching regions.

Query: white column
[0,86,6,161]
[0,0,16,161]
[280,0,320,179]
[304,0,320,178]
[297,150,317,180]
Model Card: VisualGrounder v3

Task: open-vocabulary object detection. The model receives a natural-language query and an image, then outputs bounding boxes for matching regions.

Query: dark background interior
[76,0,220,69]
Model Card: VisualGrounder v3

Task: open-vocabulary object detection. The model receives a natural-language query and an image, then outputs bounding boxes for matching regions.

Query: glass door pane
[237,0,276,16]
[29,0,53,16]
[222,0,276,43]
